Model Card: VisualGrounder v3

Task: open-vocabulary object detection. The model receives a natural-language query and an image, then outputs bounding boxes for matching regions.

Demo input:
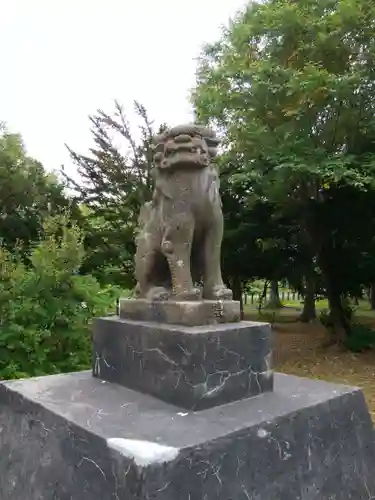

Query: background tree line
[2,0,375,379]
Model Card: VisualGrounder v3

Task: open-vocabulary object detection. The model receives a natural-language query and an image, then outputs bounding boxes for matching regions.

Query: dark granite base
[1,372,375,499]
[92,317,273,410]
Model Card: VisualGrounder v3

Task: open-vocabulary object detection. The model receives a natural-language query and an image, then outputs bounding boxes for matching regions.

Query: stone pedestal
[2,297,375,499]
[1,371,375,499]
[119,298,241,326]
[92,316,273,410]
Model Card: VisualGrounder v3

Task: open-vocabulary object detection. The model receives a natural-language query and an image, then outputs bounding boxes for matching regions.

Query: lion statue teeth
[133,123,233,302]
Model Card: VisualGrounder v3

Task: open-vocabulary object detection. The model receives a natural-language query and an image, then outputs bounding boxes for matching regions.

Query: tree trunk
[299,273,316,323]
[265,279,282,309]
[258,281,268,313]
[370,282,375,310]
[319,252,351,341]
[326,290,351,341]
[303,211,351,341]
[232,275,244,319]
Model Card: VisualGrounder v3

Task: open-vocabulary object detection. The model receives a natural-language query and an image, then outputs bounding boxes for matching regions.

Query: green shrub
[0,214,121,380]
[319,300,355,331]
[319,308,334,331]
[343,324,375,353]
[319,302,375,352]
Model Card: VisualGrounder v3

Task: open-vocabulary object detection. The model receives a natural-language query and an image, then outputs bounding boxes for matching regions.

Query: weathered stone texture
[119,298,241,326]
[93,316,273,410]
[133,124,232,302]
[1,372,374,499]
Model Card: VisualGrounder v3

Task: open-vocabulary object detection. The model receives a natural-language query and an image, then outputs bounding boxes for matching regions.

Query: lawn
[244,303,375,422]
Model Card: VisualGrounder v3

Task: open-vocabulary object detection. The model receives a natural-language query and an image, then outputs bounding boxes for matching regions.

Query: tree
[63,101,166,287]
[192,0,375,340]
[0,127,72,256]
[217,149,300,315]
[266,280,282,309]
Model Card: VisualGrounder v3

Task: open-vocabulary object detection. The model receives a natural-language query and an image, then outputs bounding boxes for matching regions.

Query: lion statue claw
[133,124,232,302]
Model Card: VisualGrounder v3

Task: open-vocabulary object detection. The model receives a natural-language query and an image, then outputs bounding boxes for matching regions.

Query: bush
[319,308,334,331]
[0,214,121,380]
[343,324,375,353]
[319,300,355,332]
[319,302,375,352]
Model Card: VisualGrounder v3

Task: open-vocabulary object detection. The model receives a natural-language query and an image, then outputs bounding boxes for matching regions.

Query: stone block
[1,371,375,499]
[119,298,241,326]
[92,316,273,410]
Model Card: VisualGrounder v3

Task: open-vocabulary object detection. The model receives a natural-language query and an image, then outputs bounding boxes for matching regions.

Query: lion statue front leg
[134,201,202,301]
[161,212,201,301]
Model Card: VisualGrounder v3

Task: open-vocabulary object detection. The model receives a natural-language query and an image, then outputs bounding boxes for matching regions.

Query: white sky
[1,0,246,176]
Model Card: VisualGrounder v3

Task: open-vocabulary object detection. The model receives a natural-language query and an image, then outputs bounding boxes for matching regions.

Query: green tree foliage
[63,101,166,287]
[208,147,304,315]
[0,213,120,380]
[193,0,375,340]
[0,126,72,255]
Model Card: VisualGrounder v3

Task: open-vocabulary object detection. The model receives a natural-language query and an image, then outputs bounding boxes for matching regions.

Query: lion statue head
[152,124,220,171]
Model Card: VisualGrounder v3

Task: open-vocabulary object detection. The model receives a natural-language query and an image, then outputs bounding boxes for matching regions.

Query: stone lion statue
[133,123,232,301]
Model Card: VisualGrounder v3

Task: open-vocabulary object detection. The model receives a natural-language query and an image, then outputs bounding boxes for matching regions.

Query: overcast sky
[1,0,246,176]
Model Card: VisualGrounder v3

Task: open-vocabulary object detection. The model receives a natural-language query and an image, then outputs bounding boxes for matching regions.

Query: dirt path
[250,315,375,422]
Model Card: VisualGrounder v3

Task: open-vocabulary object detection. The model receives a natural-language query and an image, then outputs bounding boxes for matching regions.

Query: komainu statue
[133,124,232,302]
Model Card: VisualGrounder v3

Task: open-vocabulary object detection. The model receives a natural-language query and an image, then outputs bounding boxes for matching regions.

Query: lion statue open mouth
[133,123,232,302]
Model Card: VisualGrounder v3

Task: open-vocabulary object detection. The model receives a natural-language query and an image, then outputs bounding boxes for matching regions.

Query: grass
[244,302,375,422]
[245,297,375,316]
